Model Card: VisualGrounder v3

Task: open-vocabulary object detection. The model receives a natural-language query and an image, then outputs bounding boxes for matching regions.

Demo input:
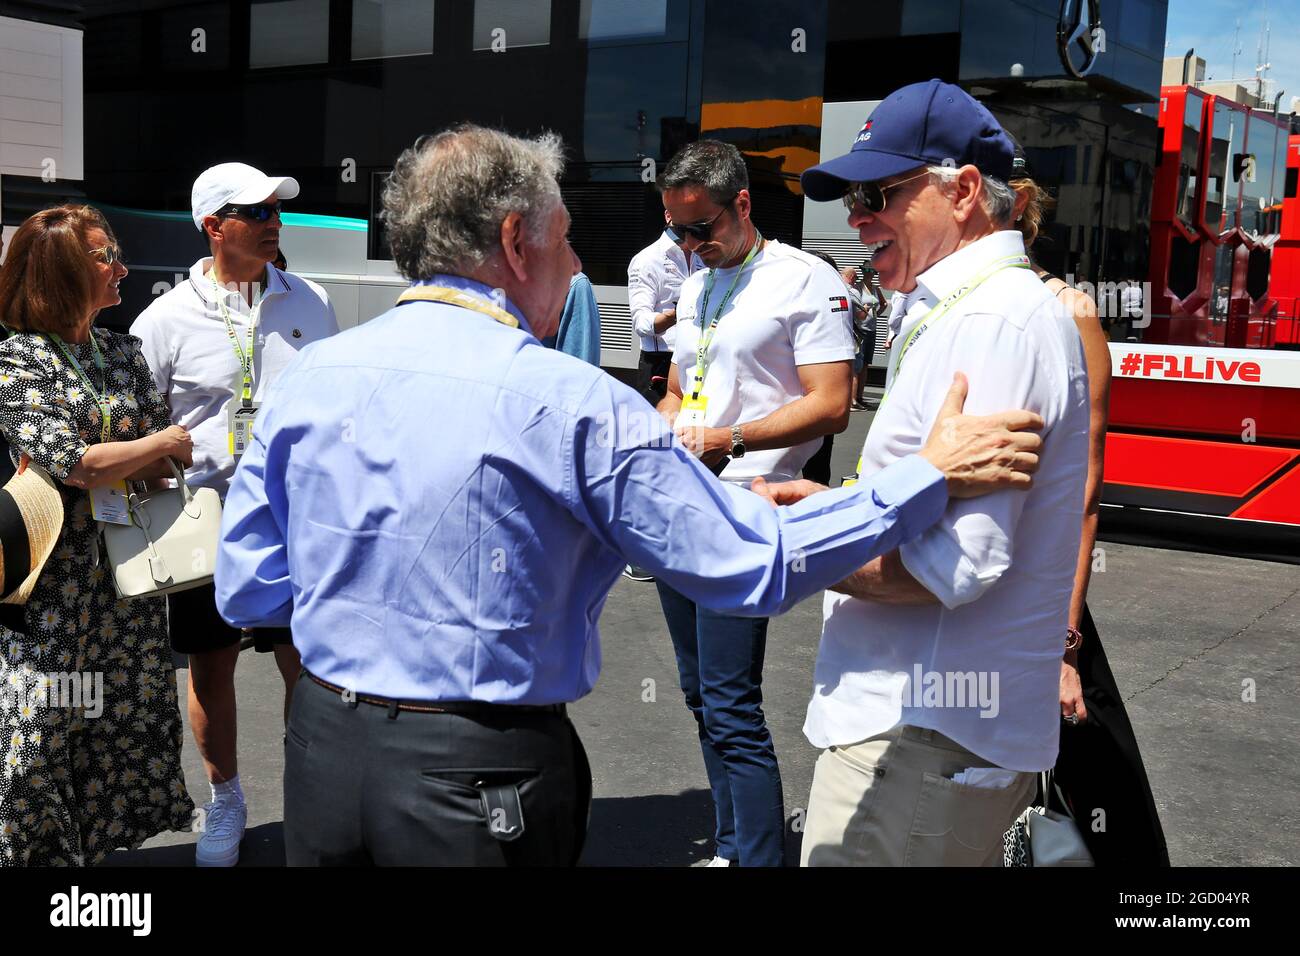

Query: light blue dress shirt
[215,274,948,704]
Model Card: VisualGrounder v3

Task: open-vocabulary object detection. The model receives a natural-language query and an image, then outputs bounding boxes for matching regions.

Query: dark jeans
[802,434,834,485]
[284,672,591,866]
[636,349,673,406]
[655,581,785,866]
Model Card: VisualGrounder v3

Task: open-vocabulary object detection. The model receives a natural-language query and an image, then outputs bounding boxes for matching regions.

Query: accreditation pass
[90,481,132,525]
[228,402,260,459]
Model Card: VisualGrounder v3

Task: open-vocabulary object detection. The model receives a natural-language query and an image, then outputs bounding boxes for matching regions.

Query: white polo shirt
[627,232,702,353]
[672,239,857,484]
[803,230,1090,772]
[130,258,339,495]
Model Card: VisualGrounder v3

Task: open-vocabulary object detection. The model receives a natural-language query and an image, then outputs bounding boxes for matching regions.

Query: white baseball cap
[191,162,300,231]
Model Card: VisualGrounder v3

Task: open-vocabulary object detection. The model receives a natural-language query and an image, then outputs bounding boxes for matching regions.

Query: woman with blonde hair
[0,205,194,865]
[1007,155,1168,865]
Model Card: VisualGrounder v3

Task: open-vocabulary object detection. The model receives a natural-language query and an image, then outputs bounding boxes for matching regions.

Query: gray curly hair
[381,125,565,281]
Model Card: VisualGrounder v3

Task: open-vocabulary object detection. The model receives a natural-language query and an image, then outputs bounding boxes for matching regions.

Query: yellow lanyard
[397,285,520,327]
[212,272,265,407]
[50,332,112,444]
[690,235,763,399]
[847,253,1032,483]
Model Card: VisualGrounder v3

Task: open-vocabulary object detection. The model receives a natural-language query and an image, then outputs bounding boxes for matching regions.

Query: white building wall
[0,14,84,241]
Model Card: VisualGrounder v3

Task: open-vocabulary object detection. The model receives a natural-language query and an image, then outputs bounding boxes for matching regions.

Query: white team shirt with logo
[672,239,856,483]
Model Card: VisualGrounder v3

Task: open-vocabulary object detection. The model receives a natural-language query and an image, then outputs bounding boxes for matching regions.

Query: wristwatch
[730,424,746,458]
[1065,625,1083,652]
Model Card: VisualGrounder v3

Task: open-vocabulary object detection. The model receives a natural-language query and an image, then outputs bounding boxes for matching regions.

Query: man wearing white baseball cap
[131,162,339,866]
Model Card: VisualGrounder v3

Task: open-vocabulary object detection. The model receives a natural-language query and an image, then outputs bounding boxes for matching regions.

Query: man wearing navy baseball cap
[769,80,1092,865]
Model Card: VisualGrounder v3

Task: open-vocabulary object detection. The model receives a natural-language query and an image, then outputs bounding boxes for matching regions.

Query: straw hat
[0,459,64,605]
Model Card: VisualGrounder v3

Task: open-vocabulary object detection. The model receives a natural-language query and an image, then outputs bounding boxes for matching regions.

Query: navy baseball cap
[801,79,1015,202]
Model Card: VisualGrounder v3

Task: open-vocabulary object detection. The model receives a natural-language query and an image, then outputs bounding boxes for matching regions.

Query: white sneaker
[705,855,733,867]
[195,796,247,867]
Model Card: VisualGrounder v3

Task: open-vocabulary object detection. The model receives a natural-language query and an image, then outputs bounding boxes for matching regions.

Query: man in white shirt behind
[131,163,339,866]
[781,79,1090,865]
[628,212,702,405]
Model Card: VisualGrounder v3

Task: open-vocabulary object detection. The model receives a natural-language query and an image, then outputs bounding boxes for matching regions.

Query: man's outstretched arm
[574,371,1041,619]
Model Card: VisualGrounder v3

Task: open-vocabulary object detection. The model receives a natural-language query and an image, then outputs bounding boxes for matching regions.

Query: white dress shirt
[627,232,702,353]
[803,230,1090,772]
[131,258,339,494]
[672,239,857,484]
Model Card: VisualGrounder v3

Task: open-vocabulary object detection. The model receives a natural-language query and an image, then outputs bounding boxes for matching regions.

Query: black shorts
[168,582,291,655]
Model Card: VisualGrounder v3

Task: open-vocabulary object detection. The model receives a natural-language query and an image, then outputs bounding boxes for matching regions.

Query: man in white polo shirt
[131,162,338,866]
[654,140,856,867]
[787,79,1090,865]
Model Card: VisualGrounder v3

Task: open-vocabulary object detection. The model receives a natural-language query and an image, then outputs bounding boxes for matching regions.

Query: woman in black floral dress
[0,205,195,865]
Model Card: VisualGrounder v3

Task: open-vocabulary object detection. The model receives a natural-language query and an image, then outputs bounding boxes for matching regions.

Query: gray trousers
[284,673,591,866]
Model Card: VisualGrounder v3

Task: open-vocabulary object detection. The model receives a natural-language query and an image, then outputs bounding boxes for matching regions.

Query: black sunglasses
[217,201,282,222]
[666,194,737,243]
[841,170,931,213]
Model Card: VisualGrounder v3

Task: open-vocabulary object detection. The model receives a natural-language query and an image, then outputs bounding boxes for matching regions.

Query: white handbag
[101,458,223,600]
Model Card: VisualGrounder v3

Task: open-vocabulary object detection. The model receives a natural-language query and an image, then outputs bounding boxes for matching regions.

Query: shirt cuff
[868,454,947,542]
[793,346,857,365]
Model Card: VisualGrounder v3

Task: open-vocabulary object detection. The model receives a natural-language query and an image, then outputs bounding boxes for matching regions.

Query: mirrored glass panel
[1240,115,1276,238]
[579,0,668,41]
[1203,101,1239,232]
[1175,94,1201,229]
[900,0,960,34]
[352,0,434,60]
[250,0,330,68]
[473,0,551,51]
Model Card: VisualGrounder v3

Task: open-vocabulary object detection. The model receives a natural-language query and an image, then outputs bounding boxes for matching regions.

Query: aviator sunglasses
[841,170,931,213]
[89,243,124,266]
[666,194,737,243]
[216,200,283,222]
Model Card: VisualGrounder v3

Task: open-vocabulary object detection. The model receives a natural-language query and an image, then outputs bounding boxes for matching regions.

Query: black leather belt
[303,669,567,718]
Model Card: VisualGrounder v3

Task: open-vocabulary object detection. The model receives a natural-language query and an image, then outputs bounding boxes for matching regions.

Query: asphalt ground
[106,398,1300,867]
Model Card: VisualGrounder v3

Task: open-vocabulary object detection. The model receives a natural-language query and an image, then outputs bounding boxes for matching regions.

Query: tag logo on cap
[855,120,873,144]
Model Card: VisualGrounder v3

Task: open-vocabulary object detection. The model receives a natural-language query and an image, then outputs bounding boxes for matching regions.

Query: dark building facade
[70,0,1166,331]
[822,0,1167,287]
[77,0,826,290]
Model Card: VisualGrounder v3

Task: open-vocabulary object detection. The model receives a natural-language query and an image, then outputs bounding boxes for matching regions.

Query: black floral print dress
[0,328,192,866]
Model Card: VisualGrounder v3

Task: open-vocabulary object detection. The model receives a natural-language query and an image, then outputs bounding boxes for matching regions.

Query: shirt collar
[417,274,532,335]
[657,231,686,270]
[191,257,288,304]
[910,230,1028,306]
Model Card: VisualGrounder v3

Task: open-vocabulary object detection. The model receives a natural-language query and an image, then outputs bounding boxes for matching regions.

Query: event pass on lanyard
[214,272,263,459]
[90,482,132,525]
[228,401,259,458]
[678,391,708,429]
[48,332,134,525]
[678,237,762,436]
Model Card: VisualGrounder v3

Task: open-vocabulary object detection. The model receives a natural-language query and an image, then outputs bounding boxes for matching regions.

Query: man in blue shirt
[214,125,1045,866]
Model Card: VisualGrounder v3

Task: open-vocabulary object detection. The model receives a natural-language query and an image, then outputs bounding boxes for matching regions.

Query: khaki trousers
[800,725,1037,866]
